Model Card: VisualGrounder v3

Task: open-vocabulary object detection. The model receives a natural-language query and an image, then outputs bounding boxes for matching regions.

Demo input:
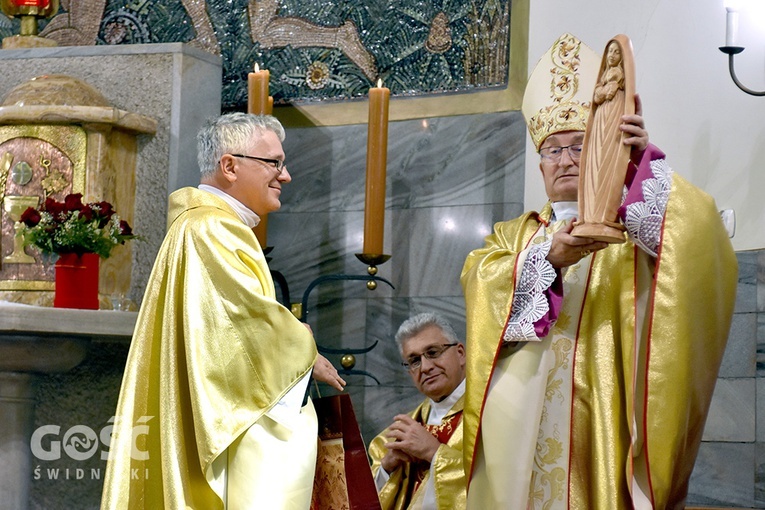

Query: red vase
[54,252,100,310]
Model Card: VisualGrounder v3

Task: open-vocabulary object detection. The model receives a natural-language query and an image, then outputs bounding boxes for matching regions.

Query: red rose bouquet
[20,193,138,259]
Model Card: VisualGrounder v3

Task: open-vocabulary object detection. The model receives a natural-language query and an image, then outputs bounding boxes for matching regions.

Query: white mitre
[522,33,600,151]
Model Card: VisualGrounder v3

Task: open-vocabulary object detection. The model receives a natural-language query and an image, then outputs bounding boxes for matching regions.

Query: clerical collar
[198,184,261,228]
[427,378,466,425]
[551,201,578,222]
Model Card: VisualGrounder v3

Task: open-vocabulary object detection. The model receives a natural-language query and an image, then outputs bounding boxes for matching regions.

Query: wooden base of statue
[572,34,635,244]
[570,221,626,243]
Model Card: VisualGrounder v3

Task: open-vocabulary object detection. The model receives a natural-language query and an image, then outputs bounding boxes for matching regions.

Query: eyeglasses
[539,143,583,162]
[401,343,458,371]
[230,154,285,174]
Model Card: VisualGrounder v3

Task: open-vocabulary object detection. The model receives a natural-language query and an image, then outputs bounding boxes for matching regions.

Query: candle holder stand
[355,253,391,290]
[265,250,394,386]
[719,46,765,96]
[298,272,394,385]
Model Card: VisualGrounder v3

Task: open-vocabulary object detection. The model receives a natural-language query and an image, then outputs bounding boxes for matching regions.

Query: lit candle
[248,63,270,115]
[266,96,274,115]
[363,79,390,256]
[725,0,740,46]
[248,63,270,247]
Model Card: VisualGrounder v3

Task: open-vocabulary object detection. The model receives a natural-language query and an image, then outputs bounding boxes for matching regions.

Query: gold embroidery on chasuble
[412,411,463,494]
[529,221,591,510]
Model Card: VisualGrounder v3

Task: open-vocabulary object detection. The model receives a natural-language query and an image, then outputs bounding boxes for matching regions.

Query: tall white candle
[725,1,740,46]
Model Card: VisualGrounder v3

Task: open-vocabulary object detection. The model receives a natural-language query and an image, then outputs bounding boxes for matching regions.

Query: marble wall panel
[758,377,765,443]
[388,204,523,298]
[737,250,758,314]
[268,210,394,302]
[281,111,526,214]
[384,113,526,210]
[758,311,765,377]
[703,378,756,442]
[268,204,524,304]
[757,441,765,505]
[688,442,756,508]
[279,125,365,213]
[758,251,765,312]
[720,311,757,378]
[305,297,368,354]
[272,111,526,304]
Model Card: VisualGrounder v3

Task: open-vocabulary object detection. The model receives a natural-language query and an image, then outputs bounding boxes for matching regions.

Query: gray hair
[197,112,286,178]
[394,312,461,355]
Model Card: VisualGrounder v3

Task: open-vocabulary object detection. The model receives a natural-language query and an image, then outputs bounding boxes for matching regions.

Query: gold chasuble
[369,396,466,510]
[460,175,737,509]
[101,188,317,509]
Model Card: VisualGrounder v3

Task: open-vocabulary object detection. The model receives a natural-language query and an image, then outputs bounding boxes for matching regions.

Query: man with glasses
[369,313,467,510]
[461,34,737,509]
[102,112,346,509]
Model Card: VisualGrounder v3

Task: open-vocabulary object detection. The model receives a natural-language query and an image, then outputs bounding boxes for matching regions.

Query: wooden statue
[572,34,636,243]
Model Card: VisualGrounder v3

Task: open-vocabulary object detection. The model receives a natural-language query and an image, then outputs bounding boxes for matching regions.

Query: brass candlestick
[354,253,391,290]
[0,0,59,49]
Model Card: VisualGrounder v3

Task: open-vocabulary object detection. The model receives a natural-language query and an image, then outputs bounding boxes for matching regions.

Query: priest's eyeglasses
[539,144,583,162]
[401,343,458,371]
[230,154,285,174]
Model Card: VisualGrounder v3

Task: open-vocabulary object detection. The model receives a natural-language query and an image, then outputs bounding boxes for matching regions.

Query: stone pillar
[0,372,36,510]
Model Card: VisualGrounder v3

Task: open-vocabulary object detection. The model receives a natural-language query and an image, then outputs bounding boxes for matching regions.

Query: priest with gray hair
[102,112,345,509]
[369,312,467,510]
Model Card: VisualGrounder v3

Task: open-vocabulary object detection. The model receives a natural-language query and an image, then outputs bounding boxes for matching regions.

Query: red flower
[43,197,66,217]
[79,205,95,222]
[64,193,84,212]
[96,201,114,219]
[119,220,133,237]
[20,207,41,227]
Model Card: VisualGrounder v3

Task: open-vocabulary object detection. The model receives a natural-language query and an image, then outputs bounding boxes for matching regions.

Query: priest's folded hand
[380,448,412,474]
[384,414,441,463]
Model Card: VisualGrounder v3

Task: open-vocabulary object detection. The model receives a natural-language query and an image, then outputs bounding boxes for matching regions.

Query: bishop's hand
[547,220,608,268]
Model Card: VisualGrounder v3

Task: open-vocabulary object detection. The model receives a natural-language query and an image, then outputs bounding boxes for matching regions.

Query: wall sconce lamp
[719,0,765,96]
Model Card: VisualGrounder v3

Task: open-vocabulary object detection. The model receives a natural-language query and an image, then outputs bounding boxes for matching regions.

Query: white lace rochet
[504,158,672,343]
[503,240,556,343]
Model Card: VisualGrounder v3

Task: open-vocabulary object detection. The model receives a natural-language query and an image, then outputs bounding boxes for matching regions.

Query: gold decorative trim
[0,280,53,290]
[0,124,87,193]
[521,32,600,151]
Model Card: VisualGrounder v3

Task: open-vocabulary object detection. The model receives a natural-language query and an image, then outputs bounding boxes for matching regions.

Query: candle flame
[254,63,260,72]
[376,78,382,88]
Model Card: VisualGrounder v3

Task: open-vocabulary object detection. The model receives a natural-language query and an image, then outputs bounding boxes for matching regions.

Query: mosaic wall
[0,0,511,110]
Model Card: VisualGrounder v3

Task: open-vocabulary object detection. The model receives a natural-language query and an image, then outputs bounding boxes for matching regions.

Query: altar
[0,301,136,510]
